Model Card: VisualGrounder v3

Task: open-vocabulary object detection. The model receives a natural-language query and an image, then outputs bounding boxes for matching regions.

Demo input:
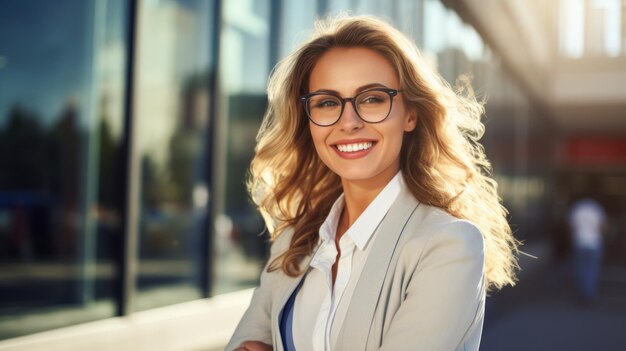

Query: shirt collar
[318,193,345,244]
[316,171,405,251]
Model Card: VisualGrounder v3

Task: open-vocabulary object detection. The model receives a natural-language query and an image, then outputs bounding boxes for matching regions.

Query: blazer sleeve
[224,229,292,351]
[379,220,486,351]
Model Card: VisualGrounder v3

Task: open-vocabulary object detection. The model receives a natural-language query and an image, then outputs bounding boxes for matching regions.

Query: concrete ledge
[0,289,254,351]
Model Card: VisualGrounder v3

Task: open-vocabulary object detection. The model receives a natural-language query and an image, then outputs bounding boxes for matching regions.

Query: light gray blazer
[226,190,485,351]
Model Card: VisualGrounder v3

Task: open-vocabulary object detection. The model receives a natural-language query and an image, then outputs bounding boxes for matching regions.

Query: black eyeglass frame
[299,87,403,127]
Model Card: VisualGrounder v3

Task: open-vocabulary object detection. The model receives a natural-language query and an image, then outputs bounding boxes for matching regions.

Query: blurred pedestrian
[568,198,606,305]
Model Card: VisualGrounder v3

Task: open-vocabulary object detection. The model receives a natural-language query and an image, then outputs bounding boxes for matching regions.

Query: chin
[331,167,385,182]
[327,157,400,185]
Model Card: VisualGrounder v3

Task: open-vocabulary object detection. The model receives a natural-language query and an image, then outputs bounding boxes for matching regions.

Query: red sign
[566,136,626,166]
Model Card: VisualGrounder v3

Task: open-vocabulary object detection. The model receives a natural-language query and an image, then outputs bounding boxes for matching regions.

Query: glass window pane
[134,0,215,311]
[327,0,351,13]
[280,1,317,58]
[213,0,271,295]
[0,0,127,338]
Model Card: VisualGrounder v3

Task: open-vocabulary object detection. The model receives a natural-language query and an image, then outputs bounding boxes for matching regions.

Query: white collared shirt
[291,171,404,351]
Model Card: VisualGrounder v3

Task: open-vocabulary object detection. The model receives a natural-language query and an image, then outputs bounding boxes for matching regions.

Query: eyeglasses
[300,87,402,127]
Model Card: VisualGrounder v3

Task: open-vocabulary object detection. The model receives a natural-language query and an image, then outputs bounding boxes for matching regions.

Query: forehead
[308,47,399,93]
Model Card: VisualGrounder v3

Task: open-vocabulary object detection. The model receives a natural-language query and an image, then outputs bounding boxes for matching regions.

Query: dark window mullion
[204,0,223,298]
[118,0,140,317]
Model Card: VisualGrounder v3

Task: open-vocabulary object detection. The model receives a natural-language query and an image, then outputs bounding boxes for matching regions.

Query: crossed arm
[225,230,294,351]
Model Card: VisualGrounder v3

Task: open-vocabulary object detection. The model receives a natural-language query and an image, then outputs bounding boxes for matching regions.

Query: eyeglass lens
[307,89,392,126]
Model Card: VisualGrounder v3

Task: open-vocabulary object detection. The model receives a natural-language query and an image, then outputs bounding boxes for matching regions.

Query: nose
[338,99,363,132]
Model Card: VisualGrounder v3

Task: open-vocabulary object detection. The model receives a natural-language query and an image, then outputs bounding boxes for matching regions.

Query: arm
[225,229,293,351]
[379,221,485,351]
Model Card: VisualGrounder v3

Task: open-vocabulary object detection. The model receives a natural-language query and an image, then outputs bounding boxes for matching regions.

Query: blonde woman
[227,15,518,351]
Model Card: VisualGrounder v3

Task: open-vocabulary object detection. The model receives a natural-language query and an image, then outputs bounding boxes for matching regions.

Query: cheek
[309,125,330,158]
[381,121,408,155]
[393,101,416,131]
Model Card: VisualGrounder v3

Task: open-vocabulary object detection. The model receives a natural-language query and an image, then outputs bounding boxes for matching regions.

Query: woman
[227,15,518,351]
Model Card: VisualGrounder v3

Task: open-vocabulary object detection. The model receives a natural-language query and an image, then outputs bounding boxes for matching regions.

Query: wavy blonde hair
[247,15,519,291]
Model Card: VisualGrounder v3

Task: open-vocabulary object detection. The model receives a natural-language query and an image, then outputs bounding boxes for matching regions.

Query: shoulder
[268,226,295,256]
[399,204,484,268]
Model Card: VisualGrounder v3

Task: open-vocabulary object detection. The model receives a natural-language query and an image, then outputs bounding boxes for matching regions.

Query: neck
[339,165,400,231]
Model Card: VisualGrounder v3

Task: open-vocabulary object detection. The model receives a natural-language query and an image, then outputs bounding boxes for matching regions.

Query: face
[307,47,416,186]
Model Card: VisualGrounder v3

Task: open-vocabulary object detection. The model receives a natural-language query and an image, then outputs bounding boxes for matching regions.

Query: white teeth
[336,142,374,153]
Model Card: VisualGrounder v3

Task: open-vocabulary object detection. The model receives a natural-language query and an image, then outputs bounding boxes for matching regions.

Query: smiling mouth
[333,141,376,153]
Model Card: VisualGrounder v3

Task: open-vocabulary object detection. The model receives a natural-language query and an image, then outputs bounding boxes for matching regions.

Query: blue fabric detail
[280,281,303,351]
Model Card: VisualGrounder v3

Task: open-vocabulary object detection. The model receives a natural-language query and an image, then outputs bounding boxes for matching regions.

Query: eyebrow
[310,82,389,95]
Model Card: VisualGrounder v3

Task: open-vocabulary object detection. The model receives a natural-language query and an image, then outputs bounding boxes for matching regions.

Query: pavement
[481,249,626,351]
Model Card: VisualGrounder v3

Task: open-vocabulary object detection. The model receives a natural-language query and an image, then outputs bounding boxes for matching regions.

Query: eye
[358,91,388,105]
[317,99,339,108]
[310,95,340,109]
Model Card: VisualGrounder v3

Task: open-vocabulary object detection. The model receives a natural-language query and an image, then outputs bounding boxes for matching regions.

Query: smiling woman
[227,14,519,351]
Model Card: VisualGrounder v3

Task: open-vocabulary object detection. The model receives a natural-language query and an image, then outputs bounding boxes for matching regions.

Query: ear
[404,109,417,132]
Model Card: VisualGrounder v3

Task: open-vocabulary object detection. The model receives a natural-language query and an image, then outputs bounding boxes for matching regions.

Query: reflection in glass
[134,0,215,310]
[213,0,271,295]
[0,0,127,339]
[280,1,317,58]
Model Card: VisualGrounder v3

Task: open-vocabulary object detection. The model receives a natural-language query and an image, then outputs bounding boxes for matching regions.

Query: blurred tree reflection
[0,106,50,190]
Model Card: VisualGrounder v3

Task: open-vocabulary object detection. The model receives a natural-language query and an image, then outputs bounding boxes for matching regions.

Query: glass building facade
[0,0,553,346]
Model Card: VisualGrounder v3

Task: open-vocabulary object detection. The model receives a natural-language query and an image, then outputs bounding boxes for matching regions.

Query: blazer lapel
[272,243,321,351]
[335,190,420,350]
